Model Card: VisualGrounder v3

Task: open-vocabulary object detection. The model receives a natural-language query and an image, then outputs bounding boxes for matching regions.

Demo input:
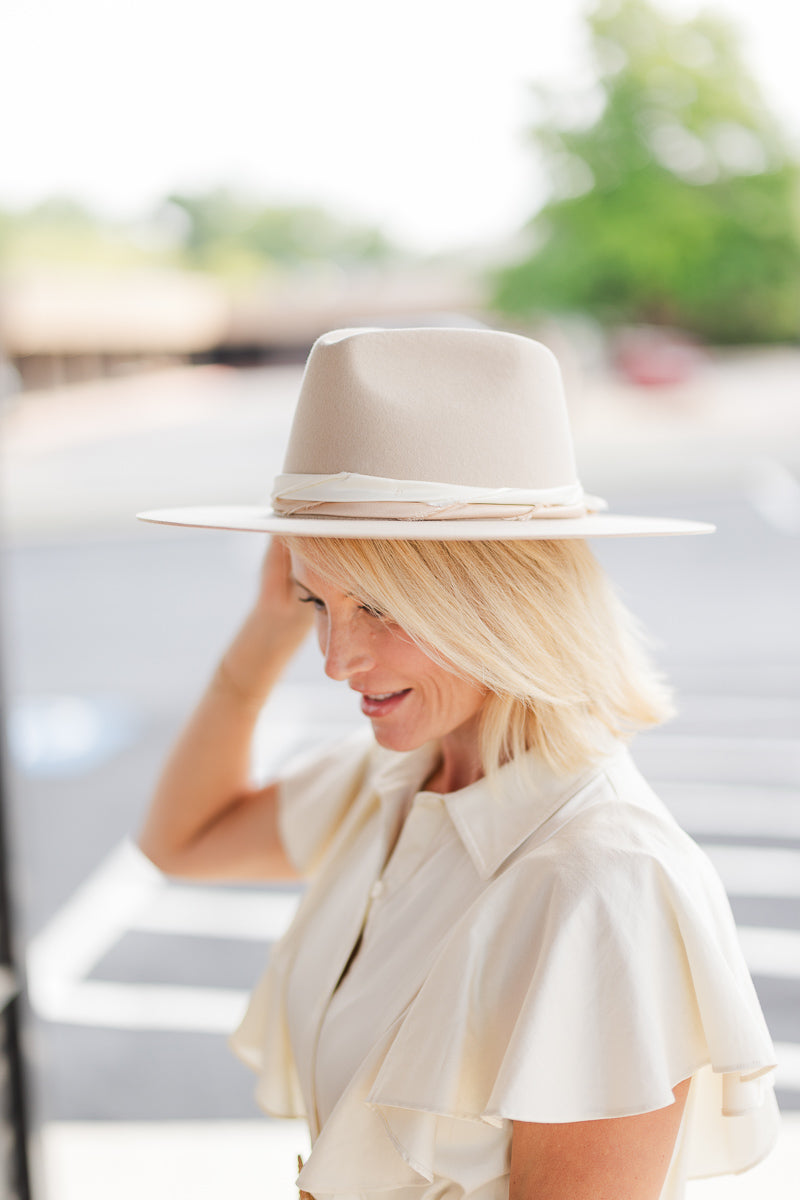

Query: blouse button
[369,880,385,901]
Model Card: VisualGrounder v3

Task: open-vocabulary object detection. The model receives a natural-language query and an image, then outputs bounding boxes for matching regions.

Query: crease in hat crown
[270,326,603,522]
[136,325,716,539]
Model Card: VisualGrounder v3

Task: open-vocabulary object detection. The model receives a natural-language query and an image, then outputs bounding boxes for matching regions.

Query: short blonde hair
[286,536,673,776]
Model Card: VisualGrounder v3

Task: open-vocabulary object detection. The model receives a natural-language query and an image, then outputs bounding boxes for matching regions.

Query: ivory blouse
[230,730,779,1199]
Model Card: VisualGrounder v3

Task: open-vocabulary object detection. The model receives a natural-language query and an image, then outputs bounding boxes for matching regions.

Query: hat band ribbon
[272,473,607,521]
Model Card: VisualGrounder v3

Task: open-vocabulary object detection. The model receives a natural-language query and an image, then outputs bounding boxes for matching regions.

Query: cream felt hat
[138,327,714,540]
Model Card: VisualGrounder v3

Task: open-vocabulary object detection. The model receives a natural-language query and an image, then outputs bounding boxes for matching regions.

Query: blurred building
[0,264,483,391]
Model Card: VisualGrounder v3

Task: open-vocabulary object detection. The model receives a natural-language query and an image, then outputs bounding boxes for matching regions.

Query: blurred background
[0,0,799,1196]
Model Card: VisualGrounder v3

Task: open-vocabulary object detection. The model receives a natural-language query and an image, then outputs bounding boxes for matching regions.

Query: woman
[138,327,778,1199]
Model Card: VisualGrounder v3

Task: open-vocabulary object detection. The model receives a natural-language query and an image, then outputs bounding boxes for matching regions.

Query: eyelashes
[298,595,326,612]
[297,594,386,621]
[359,604,386,620]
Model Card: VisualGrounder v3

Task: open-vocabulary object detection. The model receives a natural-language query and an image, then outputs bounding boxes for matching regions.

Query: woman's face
[289,551,488,757]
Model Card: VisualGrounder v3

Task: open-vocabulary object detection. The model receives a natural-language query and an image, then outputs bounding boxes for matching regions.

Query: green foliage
[491,0,800,342]
[0,191,399,278]
[163,190,397,278]
[0,197,172,270]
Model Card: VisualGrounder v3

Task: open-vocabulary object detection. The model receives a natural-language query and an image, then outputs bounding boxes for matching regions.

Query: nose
[321,615,376,681]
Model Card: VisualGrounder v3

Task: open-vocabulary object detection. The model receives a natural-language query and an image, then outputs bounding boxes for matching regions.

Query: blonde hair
[286,536,673,776]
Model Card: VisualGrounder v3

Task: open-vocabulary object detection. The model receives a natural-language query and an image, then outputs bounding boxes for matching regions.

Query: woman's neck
[425,718,484,795]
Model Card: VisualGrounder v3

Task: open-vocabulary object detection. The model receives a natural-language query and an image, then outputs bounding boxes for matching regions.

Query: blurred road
[0,351,798,1197]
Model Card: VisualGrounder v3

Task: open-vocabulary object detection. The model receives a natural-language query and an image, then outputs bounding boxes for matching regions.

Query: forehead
[288,547,323,582]
[288,548,349,596]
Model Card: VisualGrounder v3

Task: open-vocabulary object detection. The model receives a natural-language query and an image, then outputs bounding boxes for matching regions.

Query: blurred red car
[612,326,708,386]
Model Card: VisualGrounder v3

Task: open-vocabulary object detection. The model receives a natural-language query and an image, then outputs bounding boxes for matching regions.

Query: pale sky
[2,0,798,252]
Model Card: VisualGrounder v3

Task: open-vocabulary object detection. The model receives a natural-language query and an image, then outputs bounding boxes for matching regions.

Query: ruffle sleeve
[233,743,779,1197]
[229,728,375,1115]
[301,807,779,1193]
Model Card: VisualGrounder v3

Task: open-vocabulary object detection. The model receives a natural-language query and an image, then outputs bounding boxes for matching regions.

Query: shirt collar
[370,740,441,850]
[442,752,605,878]
[369,738,610,881]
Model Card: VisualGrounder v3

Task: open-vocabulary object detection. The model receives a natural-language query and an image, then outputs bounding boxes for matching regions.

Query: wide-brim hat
[138,327,714,540]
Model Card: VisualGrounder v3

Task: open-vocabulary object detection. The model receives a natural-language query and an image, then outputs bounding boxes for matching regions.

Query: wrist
[211,657,267,710]
[212,610,308,709]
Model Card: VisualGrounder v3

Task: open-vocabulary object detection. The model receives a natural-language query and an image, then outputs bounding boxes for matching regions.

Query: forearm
[139,598,308,873]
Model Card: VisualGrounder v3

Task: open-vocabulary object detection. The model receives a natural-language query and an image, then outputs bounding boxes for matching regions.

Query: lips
[359,689,411,718]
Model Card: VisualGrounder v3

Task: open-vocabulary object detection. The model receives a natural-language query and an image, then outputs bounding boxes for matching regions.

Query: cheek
[424,670,473,712]
[449,678,488,719]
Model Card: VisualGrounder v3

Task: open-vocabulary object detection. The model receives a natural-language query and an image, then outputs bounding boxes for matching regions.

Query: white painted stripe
[643,736,798,753]
[26,841,165,1015]
[24,839,800,1043]
[737,927,800,980]
[677,695,800,719]
[746,458,800,536]
[657,782,800,839]
[703,844,800,897]
[134,885,300,942]
[634,738,800,786]
[41,1118,311,1200]
[32,979,249,1032]
[775,1042,800,1091]
[24,841,293,1031]
[38,1115,800,1200]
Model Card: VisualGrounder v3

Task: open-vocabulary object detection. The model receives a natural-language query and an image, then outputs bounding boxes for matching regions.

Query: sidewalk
[38,1119,308,1200]
[37,1112,800,1200]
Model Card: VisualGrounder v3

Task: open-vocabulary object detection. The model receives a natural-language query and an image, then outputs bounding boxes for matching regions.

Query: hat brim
[137,506,714,539]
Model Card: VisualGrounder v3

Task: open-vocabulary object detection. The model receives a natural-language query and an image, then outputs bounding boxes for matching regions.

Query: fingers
[255,537,310,630]
[261,535,293,594]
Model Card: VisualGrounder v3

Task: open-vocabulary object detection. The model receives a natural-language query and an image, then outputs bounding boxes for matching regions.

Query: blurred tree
[0,198,172,269]
[0,193,400,279]
[163,190,397,278]
[492,0,800,342]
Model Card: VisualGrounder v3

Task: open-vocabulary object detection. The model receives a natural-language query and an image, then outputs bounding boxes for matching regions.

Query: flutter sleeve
[229,728,375,1111]
[351,808,779,1190]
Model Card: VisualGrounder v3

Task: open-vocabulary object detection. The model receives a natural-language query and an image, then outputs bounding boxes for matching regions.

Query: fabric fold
[231,739,779,1198]
[349,792,778,1186]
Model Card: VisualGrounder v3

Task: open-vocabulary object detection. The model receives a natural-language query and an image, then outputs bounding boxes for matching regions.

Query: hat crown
[137,324,714,538]
[282,327,579,491]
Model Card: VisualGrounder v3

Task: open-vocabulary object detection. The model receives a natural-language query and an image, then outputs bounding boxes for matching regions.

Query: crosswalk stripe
[26,841,163,1017]
[737,927,800,980]
[703,844,800,897]
[775,1042,800,1092]
[133,884,300,942]
[633,737,800,786]
[32,979,250,1033]
[657,782,800,839]
[24,837,800,1057]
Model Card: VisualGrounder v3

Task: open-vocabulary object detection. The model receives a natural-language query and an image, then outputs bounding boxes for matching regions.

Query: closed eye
[295,582,384,620]
[298,594,326,612]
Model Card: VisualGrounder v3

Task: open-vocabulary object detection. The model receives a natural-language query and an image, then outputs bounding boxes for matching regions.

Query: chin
[368,722,424,753]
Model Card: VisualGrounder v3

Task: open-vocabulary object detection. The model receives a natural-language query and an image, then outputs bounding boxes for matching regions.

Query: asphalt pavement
[1,350,799,1199]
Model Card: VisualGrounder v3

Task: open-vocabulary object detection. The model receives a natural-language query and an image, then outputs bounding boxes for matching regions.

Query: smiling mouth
[360,689,411,717]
